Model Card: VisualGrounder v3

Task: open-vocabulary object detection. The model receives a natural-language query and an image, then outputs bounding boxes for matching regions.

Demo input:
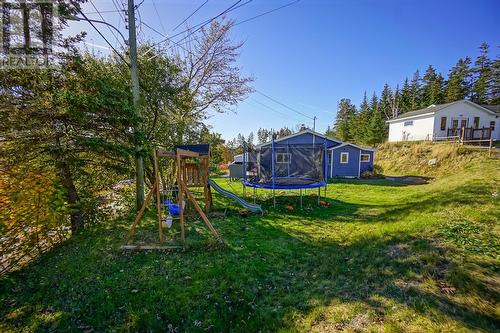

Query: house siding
[388,114,435,142]
[359,150,374,175]
[433,103,499,140]
[330,145,361,178]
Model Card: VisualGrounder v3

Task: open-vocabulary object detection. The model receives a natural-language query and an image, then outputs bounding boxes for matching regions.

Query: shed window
[340,152,349,164]
[490,121,495,131]
[460,119,467,128]
[474,117,480,129]
[276,153,291,164]
[452,120,458,129]
[360,154,370,162]
[404,120,413,127]
[440,117,447,131]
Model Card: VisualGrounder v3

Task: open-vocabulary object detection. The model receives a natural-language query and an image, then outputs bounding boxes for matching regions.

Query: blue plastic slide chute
[208,179,263,214]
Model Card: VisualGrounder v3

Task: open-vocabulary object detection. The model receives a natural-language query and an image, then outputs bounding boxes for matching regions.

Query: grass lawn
[1,155,499,332]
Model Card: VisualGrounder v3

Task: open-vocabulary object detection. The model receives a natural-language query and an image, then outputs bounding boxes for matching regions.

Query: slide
[208,179,263,214]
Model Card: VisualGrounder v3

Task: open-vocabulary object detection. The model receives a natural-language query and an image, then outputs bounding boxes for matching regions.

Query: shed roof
[328,142,376,152]
[257,129,342,148]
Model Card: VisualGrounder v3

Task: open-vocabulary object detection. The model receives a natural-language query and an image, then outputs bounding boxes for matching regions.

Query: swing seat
[164,200,181,216]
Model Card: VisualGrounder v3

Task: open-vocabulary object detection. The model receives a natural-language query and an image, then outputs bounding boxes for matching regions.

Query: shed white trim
[257,129,342,148]
[328,142,377,152]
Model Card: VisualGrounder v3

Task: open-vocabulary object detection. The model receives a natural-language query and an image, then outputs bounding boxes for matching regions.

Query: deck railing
[446,127,493,140]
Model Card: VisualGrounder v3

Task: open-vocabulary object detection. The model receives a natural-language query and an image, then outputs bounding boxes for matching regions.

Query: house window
[340,152,349,164]
[460,119,467,128]
[452,120,459,129]
[276,153,291,164]
[490,121,496,131]
[440,117,447,131]
[404,120,413,127]
[360,154,370,162]
[474,117,480,129]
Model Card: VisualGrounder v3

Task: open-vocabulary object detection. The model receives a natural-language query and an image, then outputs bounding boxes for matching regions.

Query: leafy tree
[332,98,356,141]
[471,43,493,103]
[422,65,445,106]
[445,57,473,102]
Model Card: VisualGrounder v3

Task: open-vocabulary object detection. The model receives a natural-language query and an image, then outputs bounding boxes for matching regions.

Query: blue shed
[257,130,375,179]
[328,143,375,178]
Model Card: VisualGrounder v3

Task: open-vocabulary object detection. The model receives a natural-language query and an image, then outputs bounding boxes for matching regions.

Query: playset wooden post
[122,145,221,250]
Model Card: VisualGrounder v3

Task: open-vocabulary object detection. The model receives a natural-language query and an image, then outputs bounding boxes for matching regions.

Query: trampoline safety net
[246,144,325,186]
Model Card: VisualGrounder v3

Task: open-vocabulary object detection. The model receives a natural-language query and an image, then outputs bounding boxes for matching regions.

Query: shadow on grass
[0,179,498,332]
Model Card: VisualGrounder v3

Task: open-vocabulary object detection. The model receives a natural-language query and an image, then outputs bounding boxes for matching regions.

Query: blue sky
[67,0,499,141]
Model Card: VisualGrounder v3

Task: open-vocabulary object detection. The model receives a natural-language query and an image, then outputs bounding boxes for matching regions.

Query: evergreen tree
[247,131,255,148]
[491,54,500,104]
[399,78,412,114]
[409,70,422,110]
[379,84,393,120]
[445,57,473,102]
[365,93,386,144]
[332,98,356,141]
[352,92,371,143]
[422,65,445,106]
[472,43,493,103]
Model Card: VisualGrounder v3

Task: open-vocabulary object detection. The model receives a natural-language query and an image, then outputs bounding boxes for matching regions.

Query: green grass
[1,153,499,332]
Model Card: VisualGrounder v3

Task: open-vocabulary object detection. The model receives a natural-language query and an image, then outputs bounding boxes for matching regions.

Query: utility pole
[128,0,145,210]
[313,116,317,132]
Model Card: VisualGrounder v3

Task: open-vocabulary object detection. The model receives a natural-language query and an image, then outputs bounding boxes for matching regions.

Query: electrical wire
[88,0,125,49]
[249,97,308,124]
[70,1,130,66]
[234,0,301,27]
[172,0,209,32]
[255,90,314,120]
[151,0,167,35]
[144,0,252,53]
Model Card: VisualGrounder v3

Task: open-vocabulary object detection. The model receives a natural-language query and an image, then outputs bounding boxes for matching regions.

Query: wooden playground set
[122,144,223,250]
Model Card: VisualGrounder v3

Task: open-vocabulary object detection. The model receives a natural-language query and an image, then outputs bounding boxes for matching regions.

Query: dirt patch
[385,176,429,185]
[387,243,410,259]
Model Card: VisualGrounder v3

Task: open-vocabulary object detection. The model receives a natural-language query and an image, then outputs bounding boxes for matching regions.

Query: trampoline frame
[241,136,328,208]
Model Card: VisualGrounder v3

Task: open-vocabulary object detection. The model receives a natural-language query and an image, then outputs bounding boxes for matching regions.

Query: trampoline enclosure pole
[272,137,276,208]
[243,141,246,197]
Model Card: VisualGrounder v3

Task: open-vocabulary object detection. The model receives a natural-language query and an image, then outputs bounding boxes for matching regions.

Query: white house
[387,100,500,142]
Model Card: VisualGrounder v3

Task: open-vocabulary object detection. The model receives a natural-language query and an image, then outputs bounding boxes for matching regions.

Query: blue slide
[208,179,263,214]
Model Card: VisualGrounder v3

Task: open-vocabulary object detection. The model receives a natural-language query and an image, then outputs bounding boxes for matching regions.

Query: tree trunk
[57,160,84,233]
[54,137,84,233]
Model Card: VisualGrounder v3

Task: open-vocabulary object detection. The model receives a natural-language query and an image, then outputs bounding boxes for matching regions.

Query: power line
[144,0,252,53]
[255,90,314,120]
[249,97,308,124]
[111,0,127,23]
[174,0,246,44]
[172,0,209,32]
[151,0,167,35]
[234,0,301,27]
[140,20,191,56]
[71,1,130,66]
[88,0,125,49]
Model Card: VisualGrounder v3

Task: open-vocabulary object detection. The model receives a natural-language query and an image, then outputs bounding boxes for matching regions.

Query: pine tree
[422,65,445,106]
[472,43,493,104]
[445,57,473,102]
[365,93,385,145]
[399,78,412,114]
[409,70,422,110]
[379,84,393,120]
[333,98,356,141]
[352,92,371,143]
[247,132,255,148]
[491,54,500,104]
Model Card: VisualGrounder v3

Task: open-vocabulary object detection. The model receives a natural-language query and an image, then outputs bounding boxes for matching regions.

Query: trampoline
[241,136,328,207]
[243,178,326,189]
